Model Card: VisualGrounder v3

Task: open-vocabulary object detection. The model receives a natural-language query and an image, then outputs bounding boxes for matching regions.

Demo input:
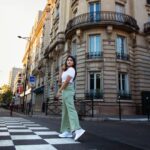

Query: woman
[56,55,85,141]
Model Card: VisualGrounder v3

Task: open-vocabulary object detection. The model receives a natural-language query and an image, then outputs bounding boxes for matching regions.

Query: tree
[0,84,13,106]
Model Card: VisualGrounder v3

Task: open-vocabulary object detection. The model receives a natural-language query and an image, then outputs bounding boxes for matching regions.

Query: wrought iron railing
[144,22,150,33]
[55,66,59,72]
[116,52,130,61]
[45,98,61,116]
[85,90,103,99]
[118,91,132,100]
[86,52,103,59]
[66,11,139,35]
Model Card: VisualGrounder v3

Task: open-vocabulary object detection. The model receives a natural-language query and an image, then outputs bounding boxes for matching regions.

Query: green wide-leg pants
[60,84,80,132]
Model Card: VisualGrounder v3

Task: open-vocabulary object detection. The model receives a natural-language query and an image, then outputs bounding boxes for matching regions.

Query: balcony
[85,90,103,100]
[116,52,130,61]
[38,58,45,70]
[44,32,65,58]
[144,22,150,34]
[32,67,39,76]
[66,11,139,38]
[86,52,103,59]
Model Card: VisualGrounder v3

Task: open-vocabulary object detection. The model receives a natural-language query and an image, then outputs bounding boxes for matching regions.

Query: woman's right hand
[56,91,61,98]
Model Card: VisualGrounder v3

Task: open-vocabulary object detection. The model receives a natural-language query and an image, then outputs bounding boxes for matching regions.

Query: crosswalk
[0,117,79,150]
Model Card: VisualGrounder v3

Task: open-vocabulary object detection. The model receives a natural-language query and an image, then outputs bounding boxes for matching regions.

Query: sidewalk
[83,115,149,122]
[0,107,149,122]
[8,108,149,122]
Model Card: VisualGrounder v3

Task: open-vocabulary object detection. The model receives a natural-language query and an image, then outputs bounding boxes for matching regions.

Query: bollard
[118,96,122,121]
[91,97,94,117]
[45,98,49,116]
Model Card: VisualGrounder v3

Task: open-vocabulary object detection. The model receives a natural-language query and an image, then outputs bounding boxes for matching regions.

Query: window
[117,35,125,54]
[55,60,59,72]
[19,74,21,77]
[18,80,21,84]
[86,72,103,99]
[90,73,101,91]
[118,73,131,99]
[89,2,101,21]
[115,3,125,22]
[115,3,125,13]
[89,2,100,12]
[148,15,150,22]
[116,35,129,60]
[55,5,59,18]
[147,0,150,5]
[71,40,77,58]
[88,35,102,58]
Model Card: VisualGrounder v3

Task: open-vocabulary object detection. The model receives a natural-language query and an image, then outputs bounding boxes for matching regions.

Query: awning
[19,88,31,97]
[33,86,44,94]
[25,88,31,95]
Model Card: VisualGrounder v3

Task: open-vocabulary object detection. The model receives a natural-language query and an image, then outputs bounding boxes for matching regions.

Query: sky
[0,0,47,86]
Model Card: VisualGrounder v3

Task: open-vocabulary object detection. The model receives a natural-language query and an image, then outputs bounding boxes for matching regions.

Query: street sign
[29,76,35,83]
[29,76,36,87]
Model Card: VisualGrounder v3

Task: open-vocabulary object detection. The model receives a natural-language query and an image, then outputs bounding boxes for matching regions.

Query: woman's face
[67,57,74,67]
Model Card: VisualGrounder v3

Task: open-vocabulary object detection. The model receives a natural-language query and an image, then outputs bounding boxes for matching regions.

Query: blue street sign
[29,76,35,83]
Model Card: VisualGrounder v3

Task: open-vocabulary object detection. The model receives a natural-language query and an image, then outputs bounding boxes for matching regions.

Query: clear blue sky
[0,0,47,86]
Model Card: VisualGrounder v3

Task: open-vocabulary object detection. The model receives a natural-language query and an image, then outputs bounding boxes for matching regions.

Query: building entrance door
[141,91,150,115]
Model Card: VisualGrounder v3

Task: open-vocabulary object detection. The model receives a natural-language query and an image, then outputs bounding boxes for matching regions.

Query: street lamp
[18,35,30,113]
[17,36,30,41]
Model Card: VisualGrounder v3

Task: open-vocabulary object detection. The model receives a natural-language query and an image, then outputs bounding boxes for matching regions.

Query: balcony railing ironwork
[85,90,103,99]
[66,11,139,38]
[116,52,130,61]
[86,52,103,59]
[144,22,150,34]
[55,66,59,72]
[118,91,132,100]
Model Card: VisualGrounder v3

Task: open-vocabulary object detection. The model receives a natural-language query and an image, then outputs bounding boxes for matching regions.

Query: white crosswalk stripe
[0,117,80,150]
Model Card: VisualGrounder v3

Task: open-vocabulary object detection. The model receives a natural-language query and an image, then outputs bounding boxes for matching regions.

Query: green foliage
[0,84,13,105]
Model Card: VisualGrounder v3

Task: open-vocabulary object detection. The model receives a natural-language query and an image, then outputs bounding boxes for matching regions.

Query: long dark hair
[64,55,77,81]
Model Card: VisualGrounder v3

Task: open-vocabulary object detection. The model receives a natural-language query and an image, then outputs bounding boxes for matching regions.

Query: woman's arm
[56,75,72,98]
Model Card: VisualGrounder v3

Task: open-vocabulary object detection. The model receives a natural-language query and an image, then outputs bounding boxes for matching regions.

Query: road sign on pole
[29,76,36,87]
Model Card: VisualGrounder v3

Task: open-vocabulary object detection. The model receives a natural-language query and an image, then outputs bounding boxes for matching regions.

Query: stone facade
[8,67,22,92]
[42,0,150,116]
[22,6,50,112]
[22,0,150,115]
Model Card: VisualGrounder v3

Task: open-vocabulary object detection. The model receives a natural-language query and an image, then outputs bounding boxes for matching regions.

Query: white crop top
[61,67,75,83]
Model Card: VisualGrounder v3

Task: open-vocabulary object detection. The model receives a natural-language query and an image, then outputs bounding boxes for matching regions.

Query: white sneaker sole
[74,130,85,141]
[58,135,73,138]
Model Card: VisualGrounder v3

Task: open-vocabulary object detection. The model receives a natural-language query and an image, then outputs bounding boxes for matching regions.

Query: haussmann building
[25,0,150,117]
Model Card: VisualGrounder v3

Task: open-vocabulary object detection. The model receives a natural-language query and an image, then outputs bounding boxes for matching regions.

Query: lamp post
[18,35,31,113]
[17,36,30,40]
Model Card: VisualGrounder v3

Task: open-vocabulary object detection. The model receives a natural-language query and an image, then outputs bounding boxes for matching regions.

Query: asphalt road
[0,108,150,150]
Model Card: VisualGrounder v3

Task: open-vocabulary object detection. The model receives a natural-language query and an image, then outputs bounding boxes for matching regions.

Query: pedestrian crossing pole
[118,96,122,121]
[29,75,36,116]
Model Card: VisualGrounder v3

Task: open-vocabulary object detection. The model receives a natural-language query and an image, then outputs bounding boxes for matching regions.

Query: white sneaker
[74,128,85,141]
[58,131,73,138]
